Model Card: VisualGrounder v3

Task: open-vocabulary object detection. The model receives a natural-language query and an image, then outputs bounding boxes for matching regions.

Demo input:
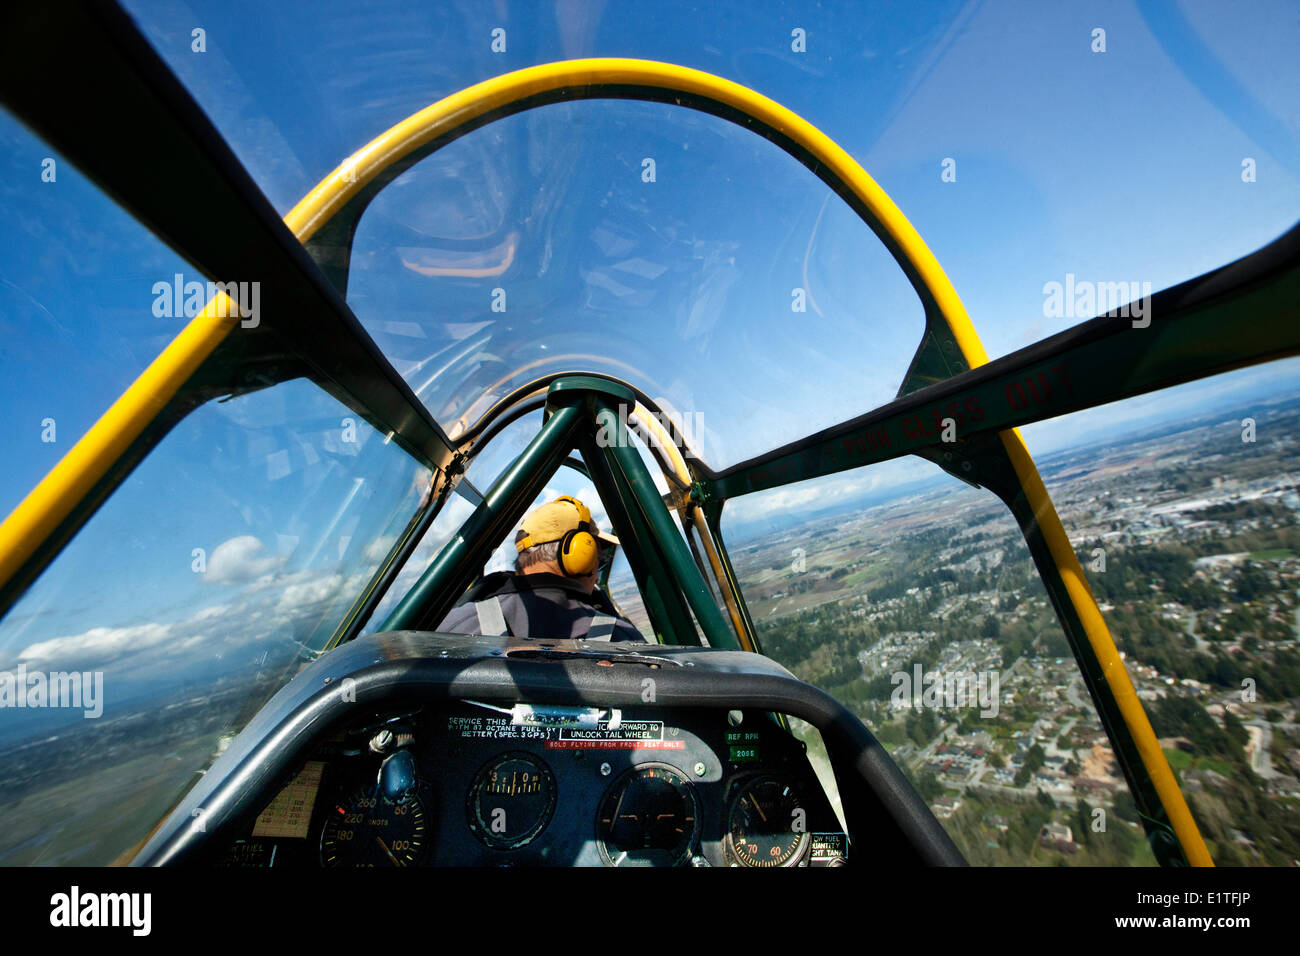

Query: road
[1245,720,1278,778]
[1187,610,1212,653]
[1066,673,1088,710]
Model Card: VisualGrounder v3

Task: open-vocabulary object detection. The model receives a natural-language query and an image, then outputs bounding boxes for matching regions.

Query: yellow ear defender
[553,496,598,576]
[557,525,599,576]
[515,496,600,576]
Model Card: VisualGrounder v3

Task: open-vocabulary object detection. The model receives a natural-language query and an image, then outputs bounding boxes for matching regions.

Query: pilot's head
[514,496,616,591]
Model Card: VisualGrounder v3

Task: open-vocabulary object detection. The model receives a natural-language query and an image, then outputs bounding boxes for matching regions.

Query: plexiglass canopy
[119,0,1300,468]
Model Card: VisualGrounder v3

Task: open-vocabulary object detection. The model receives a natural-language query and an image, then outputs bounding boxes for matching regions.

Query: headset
[516,495,600,577]
[553,496,599,577]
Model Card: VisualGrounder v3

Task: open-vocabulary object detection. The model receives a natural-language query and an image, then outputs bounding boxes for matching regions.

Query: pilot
[436,496,646,642]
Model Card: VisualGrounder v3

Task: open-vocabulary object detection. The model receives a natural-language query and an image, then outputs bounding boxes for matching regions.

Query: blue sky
[113,0,1300,466]
[0,378,428,713]
[1,1,1299,729]
[5,0,1299,506]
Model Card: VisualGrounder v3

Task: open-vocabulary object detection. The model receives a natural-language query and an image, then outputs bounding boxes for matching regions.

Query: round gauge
[725,776,811,867]
[320,786,428,867]
[467,752,557,850]
[596,763,701,867]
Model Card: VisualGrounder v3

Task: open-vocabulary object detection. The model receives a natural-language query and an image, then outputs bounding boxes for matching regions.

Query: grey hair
[516,539,561,572]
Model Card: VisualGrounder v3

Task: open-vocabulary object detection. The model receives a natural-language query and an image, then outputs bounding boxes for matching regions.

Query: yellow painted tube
[629,403,693,488]
[691,508,754,652]
[1,57,962,601]
[0,296,242,592]
[997,428,1214,865]
[281,58,977,348]
[626,401,753,648]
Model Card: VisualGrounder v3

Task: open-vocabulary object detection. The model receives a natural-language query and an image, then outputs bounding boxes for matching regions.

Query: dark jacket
[436,571,647,642]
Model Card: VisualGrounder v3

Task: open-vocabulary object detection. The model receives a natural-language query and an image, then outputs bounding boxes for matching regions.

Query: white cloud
[723,457,934,526]
[205,535,285,585]
[6,554,376,682]
[364,535,398,563]
[19,621,174,668]
[277,573,345,611]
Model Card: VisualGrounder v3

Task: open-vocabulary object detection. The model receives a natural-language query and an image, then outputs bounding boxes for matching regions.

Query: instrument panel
[216,701,849,867]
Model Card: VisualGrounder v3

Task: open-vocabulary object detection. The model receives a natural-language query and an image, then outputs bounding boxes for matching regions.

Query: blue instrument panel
[217,702,849,868]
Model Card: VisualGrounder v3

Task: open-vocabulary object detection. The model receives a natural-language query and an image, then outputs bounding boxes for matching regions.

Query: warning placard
[252,760,325,839]
[546,720,684,750]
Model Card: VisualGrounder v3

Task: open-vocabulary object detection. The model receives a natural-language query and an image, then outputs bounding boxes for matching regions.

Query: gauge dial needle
[376,835,401,866]
[748,794,768,823]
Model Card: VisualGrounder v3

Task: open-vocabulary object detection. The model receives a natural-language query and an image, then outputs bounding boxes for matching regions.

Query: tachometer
[596,763,700,867]
[725,776,810,867]
[320,786,427,867]
[467,752,557,849]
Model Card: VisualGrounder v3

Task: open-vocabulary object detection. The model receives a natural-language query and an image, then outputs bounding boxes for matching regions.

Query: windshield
[4,0,1299,871]
[345,97,926,466]
[0,109,206,519]
[121,0,1300,465]
[0,378,429,864]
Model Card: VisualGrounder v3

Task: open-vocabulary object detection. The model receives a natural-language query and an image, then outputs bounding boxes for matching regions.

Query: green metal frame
[589,395,738,649]
[382,377,739,648]
[705,236,1300,501]
[574,423,700,644]
[383,400,585,632]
